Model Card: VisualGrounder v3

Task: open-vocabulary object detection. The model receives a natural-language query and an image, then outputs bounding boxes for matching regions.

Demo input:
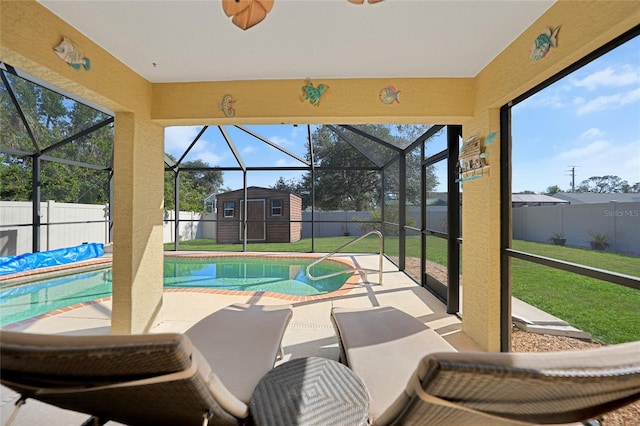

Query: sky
[164,35,640,195]
[511,35,640,193]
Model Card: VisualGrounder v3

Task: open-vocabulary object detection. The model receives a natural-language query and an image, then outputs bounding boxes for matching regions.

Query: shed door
[240,199,265,241]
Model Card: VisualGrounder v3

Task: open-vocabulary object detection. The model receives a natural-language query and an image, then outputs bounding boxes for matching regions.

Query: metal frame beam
[446,125,462,314]
[177,126,208,166]
[42,117,114,155]
[326,125,385,168]
[1,69,40,154]
[235,125,310,166]
[340,125,403,152]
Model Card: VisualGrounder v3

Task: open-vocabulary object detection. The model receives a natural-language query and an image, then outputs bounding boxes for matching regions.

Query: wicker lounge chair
[0,303,293,426]
[331,306,640,425]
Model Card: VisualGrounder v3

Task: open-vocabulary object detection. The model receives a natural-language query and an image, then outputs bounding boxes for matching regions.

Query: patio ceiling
[37,0,555,84]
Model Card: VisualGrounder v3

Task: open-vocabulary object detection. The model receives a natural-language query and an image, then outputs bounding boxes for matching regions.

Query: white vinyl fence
[163,210,207,243]
[2,201,638,256]
[512,201,640,254]
[0,201,109,256]
[0,202,212,256]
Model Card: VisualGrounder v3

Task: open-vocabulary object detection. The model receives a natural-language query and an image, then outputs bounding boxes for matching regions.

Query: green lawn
[166,236,639,344]
[509,241,640,344]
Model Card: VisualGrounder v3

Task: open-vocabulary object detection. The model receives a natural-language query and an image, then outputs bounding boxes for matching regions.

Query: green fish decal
[531,26,560,61]
[300,79,327,106]
[379,86,400,104]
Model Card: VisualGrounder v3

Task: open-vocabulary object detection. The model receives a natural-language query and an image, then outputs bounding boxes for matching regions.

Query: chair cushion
[331,306,457,425]
[412,341,640,424]
[0,331,243,425]
[185,303,293,404]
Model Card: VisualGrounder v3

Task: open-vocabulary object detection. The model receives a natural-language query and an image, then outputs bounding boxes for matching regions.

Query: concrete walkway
[512,297,591,340]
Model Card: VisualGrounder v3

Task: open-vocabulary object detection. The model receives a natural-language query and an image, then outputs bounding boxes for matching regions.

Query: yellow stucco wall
[152,78,474,126]
[460,0,640,351]
[0,0,151,115]
[459,110,504,351]
[111,113,165,334]
[1,0,638,344]
[1,0,161,335]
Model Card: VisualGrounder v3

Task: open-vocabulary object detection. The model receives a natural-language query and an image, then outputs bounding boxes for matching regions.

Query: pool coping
[1,253,363,330]
[0,257,113,285]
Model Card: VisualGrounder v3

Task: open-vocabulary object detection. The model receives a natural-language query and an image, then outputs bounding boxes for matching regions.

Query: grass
[509,240,640,344]
[511,258,639,344]
[166,236,639,344]
[166,235,449,263]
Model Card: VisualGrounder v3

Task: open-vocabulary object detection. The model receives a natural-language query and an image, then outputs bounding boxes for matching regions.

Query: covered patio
[0,254,476,425]
[1,0,638,352]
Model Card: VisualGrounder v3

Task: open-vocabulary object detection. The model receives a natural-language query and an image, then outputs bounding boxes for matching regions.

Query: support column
[461,109,504,352]
[111,112,164,334]
[32,154,41,253]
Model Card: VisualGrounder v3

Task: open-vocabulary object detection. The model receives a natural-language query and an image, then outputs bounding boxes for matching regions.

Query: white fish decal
[54,37,91,71]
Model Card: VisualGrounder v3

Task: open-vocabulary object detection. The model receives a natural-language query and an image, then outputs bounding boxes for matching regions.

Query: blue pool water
[0,257,351,326]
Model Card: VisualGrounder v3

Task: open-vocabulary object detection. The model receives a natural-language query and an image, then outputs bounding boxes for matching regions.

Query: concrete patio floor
[1,254,482,425]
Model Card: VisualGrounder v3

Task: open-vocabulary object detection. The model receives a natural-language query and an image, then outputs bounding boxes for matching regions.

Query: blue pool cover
[0,243,104,277]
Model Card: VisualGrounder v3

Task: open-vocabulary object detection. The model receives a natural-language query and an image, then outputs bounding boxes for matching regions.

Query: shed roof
[217,186,301,199]
[511,194,570,205]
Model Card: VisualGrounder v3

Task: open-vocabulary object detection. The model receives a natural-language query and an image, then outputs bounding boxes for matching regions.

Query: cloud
[164,126,228,166]
[522,85,571,109]
[289,126,301,139]
[550,139,640,185]
[242,145,256,154]
[269,135,294,147]
[553,140,610,162]
[575,87,640,115]
[571,65,640,91]
[275,158,302,167]
[619,139,640,183]
[164,126,202,155]
[581,128,604,139]
[198,151,223,166]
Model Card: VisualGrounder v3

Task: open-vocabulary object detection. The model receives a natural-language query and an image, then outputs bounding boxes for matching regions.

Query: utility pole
[565,166,578,192]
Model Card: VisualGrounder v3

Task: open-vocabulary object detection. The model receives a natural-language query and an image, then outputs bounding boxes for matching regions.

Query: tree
[271,177,303,194]
[293,125,438,211]
[164,156,224,212]
[576,175,630,193]
[627,182,640,193]
[2,74,227,209]
[0,154,32,201]
[544,185,563,195]
[1,75,113,204]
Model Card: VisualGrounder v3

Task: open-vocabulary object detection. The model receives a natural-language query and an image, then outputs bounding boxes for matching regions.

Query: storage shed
[216,187,302,243]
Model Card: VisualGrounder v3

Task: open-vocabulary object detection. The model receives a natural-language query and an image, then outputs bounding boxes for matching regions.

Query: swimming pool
[0,256,354,326]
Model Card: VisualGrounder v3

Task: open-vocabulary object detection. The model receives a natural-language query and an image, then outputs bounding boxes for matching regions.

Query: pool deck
[1,253,481,425]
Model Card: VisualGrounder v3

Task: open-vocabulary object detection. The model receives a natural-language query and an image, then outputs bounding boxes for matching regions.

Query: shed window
[272,200,282,216]
[223,201,234,218]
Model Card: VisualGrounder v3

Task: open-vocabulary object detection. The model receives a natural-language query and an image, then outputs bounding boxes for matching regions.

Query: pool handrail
[305,230,383,285]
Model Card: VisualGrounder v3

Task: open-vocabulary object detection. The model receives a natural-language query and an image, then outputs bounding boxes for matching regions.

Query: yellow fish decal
[379,86,400,104]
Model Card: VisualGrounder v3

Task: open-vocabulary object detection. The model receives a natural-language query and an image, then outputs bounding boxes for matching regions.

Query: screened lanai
[1,65,462,315]
[1,0,638,353]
